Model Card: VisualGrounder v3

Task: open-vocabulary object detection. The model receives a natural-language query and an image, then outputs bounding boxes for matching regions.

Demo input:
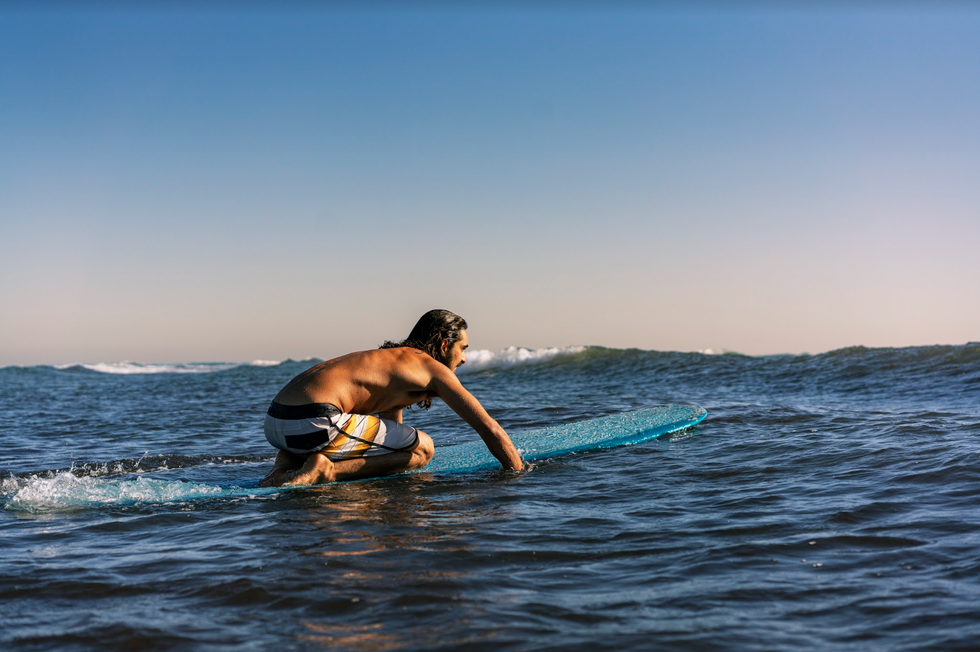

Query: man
[259,309,524,487]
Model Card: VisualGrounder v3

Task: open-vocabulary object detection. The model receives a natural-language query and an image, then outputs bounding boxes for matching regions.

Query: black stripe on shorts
[267,401,342,420]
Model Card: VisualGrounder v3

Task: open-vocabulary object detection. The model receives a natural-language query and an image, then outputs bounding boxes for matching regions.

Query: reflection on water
[261,475,514,649]
[299,622,403,651]
[298,620,498,651]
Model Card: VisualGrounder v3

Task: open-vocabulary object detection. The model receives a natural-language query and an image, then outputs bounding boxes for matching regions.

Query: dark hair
[380,309,468,409]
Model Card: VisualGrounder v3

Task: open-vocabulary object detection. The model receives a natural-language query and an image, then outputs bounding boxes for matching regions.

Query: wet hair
[380,309,468,409]
[381,309,468,365]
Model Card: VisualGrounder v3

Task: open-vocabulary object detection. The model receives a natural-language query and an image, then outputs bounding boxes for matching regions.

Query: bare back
[274,348,438,415]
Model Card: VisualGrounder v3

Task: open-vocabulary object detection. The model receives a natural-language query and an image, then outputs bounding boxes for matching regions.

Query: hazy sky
[2,3,978,364]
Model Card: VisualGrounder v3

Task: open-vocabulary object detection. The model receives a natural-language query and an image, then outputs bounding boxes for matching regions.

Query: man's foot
[279,453,336,486]
[259,450,305,487]
[258,469,280,487]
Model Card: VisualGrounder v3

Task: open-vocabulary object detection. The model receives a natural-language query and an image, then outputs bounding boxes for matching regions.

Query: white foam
[49,360,291,374]
[3,472,225,512]
[54,361,239,374]
[458,346,586,374]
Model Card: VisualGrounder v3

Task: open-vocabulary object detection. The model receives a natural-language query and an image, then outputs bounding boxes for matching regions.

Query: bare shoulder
[337,346,437,386]
[381,347,444,381]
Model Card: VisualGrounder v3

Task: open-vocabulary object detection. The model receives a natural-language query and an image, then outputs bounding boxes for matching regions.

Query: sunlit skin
[259,329,523,487]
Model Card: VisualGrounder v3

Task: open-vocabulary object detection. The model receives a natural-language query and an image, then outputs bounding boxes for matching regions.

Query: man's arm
[428,366,524,470]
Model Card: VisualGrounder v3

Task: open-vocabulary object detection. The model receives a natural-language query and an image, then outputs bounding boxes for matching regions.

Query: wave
[54,362,240,374]
[457,346,587,374]
[817,342,980,363]
[43,360,296,375]
[3,343,977,378]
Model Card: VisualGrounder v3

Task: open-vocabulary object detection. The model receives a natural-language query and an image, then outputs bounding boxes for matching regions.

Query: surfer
[258,309,524,487]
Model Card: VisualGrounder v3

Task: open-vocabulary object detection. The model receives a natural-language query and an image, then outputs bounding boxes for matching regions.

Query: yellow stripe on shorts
[320,414,384,460]
[321,432,353,459]
[347,415,382,457]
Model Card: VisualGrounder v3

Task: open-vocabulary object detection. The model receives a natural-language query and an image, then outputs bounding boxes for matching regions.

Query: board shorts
[264,402,420,460]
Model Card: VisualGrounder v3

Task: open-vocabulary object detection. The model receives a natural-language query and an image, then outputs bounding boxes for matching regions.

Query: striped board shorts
[264,401,419,460]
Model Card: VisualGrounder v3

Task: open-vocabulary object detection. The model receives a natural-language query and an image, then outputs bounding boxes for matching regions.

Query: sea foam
[3,472,229,512]
[54,362,238,374]
[52,360,287,374]
[458,346,585,373]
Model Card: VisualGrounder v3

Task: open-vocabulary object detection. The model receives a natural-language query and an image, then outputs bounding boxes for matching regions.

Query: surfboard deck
[424,405,707,475]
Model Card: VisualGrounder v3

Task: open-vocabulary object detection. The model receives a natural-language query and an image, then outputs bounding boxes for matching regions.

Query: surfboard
[424,405,707,474]
[3,406,706,512]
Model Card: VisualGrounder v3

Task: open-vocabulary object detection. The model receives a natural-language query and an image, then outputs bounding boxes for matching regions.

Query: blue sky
[2,3,978,364]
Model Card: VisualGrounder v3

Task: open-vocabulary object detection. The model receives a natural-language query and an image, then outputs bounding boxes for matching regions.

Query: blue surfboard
[425,405,707,474]
[3,406,706,512]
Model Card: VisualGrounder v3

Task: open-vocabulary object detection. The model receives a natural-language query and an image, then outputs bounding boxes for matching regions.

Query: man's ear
[440,339,449,355]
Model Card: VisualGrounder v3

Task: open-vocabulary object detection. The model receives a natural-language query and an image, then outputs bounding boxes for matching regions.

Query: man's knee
[413,430,434,466]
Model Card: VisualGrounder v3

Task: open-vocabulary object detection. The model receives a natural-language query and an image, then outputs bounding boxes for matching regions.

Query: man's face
[445,329,469,372]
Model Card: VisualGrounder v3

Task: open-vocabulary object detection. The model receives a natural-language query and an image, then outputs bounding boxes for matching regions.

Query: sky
[1,2,978,364]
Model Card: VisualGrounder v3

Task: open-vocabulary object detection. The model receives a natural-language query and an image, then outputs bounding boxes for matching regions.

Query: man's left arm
[429,367,523,470]
[378,408,403,423]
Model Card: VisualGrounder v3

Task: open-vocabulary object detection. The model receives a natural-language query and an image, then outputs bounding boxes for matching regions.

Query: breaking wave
[458,346,587,373]
[47,360,288,374]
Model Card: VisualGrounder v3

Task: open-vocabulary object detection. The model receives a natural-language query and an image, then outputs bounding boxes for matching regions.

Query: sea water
[1,344,979,650]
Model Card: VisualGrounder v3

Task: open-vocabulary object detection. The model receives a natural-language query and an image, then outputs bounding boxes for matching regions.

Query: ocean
[1,344,978,651]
